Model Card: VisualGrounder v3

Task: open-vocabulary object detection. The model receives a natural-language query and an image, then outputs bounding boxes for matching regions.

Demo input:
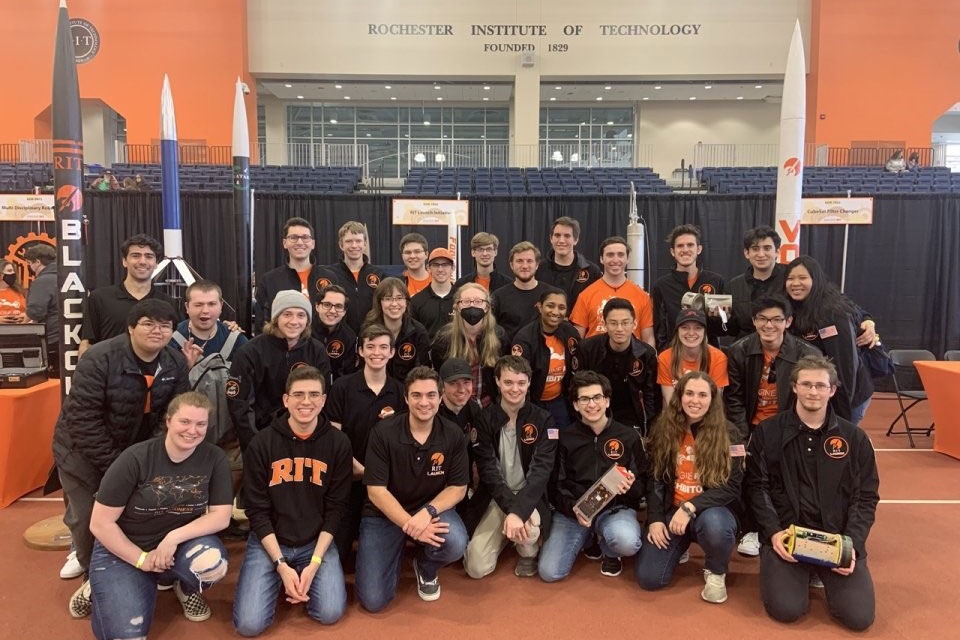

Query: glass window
[324,125,356,137]
[288,106,312,123]
[357,124,399,138]
[591,108,633,125]
[356,107,397,123]
[486,108,509,124]
[410,124,441,138]
[550,125,582,139]
[420,107,442,125]
[548,108,589,124]
[288,123,311,139]
[324,106,355,123]
[486,125,509,140]
[453,125,484,139]
[454,108,485,124]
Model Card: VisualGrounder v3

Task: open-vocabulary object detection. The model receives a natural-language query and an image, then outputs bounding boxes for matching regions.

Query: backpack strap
[220,330,241,359]
[170,332,187,347]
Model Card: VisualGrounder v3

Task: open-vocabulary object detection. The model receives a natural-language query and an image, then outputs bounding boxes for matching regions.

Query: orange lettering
[293,457,306,482]
[269,458,293,486]
[310,458,328,485]
[777,219,801,263]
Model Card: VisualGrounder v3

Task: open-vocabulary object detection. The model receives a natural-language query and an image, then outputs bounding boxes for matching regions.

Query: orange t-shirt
[297,268,311,296]
[405,272,432,297]
[569,278,653,339]
[143,374,155,413]
[351,269,360,282]
[0,288,26,318]
[540,334,566,401]
[475,275,491,291]
[752,350,779,425]
[657,345,729,387]
[673,431,703,506]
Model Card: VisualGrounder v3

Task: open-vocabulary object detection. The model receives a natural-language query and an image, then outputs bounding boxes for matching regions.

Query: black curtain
[3,191,956,354]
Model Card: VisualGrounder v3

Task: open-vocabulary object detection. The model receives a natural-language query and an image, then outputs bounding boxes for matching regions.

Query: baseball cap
[439,358,472,382]
[675,308,706,328]
[428,248,455,264]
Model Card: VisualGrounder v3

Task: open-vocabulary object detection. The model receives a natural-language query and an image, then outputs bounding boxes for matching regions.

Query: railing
[115,143,232,165]
[406,141,644,171]
[692,143,779,169]
[827,146,937,167]
[258,142,369,180]
[19,139,52,163]
[0,144,19,163]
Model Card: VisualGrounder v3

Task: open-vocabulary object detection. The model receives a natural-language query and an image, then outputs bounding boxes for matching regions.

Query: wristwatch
[425,504,438,518]
[273,556,288,570]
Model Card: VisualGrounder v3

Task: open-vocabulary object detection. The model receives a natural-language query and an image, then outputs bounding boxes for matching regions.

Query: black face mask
[459,306,485,326]
[2,273,15,286]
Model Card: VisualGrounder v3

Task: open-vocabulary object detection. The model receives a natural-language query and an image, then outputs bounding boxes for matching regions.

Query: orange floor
[1,394,954,640]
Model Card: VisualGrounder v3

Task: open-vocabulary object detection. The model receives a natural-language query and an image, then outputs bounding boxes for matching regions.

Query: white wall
[637,100,781,177]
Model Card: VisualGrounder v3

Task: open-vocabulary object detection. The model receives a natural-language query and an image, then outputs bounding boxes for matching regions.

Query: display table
[0,379,60,507]
[914,361,960,460]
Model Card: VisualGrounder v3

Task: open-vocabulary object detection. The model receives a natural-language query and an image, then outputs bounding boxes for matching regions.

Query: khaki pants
[464,502,540,579]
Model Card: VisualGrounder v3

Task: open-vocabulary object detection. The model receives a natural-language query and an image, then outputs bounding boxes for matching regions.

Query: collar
[781,407,840,444]
[745,262,784,286]
[397,413,440,446]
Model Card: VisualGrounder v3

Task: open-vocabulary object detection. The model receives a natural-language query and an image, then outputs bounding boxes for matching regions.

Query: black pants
[333,482,365,570]
[760,544,875,631]
[59,468,97,573]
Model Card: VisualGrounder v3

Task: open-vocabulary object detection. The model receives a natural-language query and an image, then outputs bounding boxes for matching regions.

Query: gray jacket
[26,262,58,345]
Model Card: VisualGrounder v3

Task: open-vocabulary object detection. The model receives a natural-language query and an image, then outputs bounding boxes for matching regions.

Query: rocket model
[774,20,806,264]
[626,181,645,288]
[232,78,253,329]
[160,74,183,258]
[51,0,86,396]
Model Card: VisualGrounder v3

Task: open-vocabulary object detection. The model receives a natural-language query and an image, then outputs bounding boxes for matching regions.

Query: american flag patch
[547,428,559,440]
[818,325,839,339]
[729,444,747,457]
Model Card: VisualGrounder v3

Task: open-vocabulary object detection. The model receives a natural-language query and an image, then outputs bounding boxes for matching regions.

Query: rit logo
[269,457,328,487]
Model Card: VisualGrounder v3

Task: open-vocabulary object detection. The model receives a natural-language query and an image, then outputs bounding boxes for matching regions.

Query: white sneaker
[678,550,690,564]
[60,550,83,579]
[701,570,728,604]
[737,532,760,557]
[810,573,824,589]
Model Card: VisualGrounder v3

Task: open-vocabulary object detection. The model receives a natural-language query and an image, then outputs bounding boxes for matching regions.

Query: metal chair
[885,349,935,448]
[944,350,960,362]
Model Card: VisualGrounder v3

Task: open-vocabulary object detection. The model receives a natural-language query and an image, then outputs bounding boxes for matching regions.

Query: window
[540,106,635,167]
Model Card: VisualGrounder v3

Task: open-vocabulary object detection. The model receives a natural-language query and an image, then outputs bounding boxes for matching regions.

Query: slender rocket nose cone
[160,74,177,141]
[232,78,250,157]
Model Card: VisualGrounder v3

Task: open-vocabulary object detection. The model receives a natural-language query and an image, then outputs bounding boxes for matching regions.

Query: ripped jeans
[89,535,228,640]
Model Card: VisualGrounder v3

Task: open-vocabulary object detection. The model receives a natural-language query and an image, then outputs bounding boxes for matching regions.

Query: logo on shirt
[511,344,524,357]
[398,343,416,360]
[566,337,577,352]
[824,436,849,459]
[366,274,381,288]
[470,427,479,444]
[427,452,445,476]
[576,269,590,283]
[316,277,332,291]
[521,423,538,444]
[630,359,644,377]
[327,340,344,359]
[225,377,240,398]
[269,457,329,487]
[604,438,624,460]
[378,406,395,419]
[699,284,715,294]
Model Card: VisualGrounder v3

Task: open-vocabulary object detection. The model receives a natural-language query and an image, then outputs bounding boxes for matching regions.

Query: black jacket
[549,418,649,519]
[745,408,879,557]
[243,413,353,547]
[453,269,512,294]
[724,333,823,440]
[52,334,189,490]
[651,268,727,350]
[324,259,386,334]
[535,251,601,309]
[646,421,745,527]
[511,319,580,403]
[227,334,332,451]
[474,402,557,532]
[430,324,509,405]
[25,261,58,345]
[254,263,335,334]
[727,264,786,339]
[577,334,660,434]
[313,321,358,383]
[410,284,455,338]
[387,317,432,384]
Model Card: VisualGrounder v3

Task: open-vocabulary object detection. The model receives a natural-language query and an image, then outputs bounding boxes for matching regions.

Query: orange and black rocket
[52,0,86,395]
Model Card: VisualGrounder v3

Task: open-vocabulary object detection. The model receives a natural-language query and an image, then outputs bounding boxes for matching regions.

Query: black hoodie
[535,250,602,309]
[243,413,353,547]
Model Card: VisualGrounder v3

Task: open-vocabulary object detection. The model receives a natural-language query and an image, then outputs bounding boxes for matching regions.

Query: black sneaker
[412,557,440,601]
[583,539,603,561]
[174,581,211,622]
[600,555,622,577]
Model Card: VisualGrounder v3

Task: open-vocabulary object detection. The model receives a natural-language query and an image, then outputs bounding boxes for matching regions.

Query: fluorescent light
[482,97,489,101]
[365,133,371,137]
[555,86,562,90]
[627,133,633,138]
[296,95,304,99]
[329,119,337,123]
[437,97,443,101]
[549,97,556,101]
[344,96,350,100]
[596,96,603,101]
[423,120,430,125]
[704,85,712,89]
[283,83,292,88]
[390,96,397,100]
[642,97,649,100]
[604,85,612,90]
[335,84,342,89]
[384,85,391,89]
[434,85,441,90]
[483,85,491,90]
[654,85,662,90]
[689,96,697,100]
[736,96,744,100]
[606,121,613,125]
[755,85,763,89]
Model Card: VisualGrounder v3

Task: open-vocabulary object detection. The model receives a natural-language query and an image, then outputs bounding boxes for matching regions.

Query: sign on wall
[392,198,469,226]
[69,18,101,64]
[801,197,874,225]
[0,194,55,222]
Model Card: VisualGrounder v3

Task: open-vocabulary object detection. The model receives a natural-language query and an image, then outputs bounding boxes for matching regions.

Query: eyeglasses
[319,301,346,313]
[796,381,832,392]
[383,296,406,303]
[473,246,496,254]
[576,393,606,405]
[458,299,488,307]
[285,234,313,243]
[754,315,787,326]
[289,391,323,401]
[137,320,174,333]
[605,320,634,329]
[429,262,453,269]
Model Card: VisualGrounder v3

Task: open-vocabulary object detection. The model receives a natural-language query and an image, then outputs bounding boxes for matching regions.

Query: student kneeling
[635,372,743,603]
[464,355,557,578]
[88,392,232,640]
[233,366,353,636]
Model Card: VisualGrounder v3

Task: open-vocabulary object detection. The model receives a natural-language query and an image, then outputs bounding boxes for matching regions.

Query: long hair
[784,255,854,336]
[0,260,26,296]
[649,371,731,488]
[364,277,410,328]
[436,282,501,367]
[667,323,709,381]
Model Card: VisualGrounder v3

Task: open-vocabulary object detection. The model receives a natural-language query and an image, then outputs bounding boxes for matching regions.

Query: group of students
[50,218,880,638]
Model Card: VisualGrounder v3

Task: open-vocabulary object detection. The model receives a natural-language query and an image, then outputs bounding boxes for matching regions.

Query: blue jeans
[538,507,642,582]
[233,533,346,636]
[89,535,228,640]
[536,397,572,430]
[635,506,738,589]
[355,510,468,612]
[851,397,871,425]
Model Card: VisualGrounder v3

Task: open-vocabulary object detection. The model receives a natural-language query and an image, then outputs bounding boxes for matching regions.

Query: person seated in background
[453,232,511,293]
[233,366,352,635]
[539,371,647,582]
[657,309,729,405]
[0,259,27,323]
[88,392,232,639]
[399,232,431,297]
[884,149,906,173]
[91,170,120,191]
[121,176,137,190]
[24,244,59,374]
[465,355,557,579]
[906,151,920,172]
[363,277,431,384]
[312,284,358,383]
[411,248,456,338]
[635,372,743,605]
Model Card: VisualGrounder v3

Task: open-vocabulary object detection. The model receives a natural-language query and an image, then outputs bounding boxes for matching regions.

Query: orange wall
[807,0,960,148]
[0,0,256,155]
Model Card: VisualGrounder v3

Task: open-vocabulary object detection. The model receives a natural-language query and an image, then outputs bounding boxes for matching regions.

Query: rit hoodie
[243,413,353,547]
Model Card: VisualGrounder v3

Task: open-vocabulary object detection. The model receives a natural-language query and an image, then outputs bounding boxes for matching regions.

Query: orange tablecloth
[0,379,60,507]
[915,361,960,460]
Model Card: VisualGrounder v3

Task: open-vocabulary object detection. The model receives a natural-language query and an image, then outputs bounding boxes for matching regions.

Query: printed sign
[392,198,469,226]
[801,198,874,225]
[0,194,55,221]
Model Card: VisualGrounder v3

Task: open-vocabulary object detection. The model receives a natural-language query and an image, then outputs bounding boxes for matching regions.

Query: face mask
[459,306,485,326]
[2,273,15,286]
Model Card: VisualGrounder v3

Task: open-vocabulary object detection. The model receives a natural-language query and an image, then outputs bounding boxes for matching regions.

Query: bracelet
[310,554,323,566]
[679,502,697,519]
[135,551,148,569]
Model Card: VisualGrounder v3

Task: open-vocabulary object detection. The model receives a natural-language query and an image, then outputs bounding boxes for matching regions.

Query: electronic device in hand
[573,464,632,524]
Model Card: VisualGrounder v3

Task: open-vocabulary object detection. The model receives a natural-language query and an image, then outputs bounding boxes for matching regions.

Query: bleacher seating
[401,167,673,196]
[0,162,52,192]
[700,166,960,195]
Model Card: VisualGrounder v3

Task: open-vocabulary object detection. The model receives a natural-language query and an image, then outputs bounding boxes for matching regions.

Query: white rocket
[774,20,806,264]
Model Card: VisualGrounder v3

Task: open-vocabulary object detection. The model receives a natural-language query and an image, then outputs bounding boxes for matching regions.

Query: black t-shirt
[492,281,561,341]
[323,370,406,464]
[362,412,469,518]
[95,438,232,551]
[80,283,180,344]
[603,346,637,426]
[796,424,825,530]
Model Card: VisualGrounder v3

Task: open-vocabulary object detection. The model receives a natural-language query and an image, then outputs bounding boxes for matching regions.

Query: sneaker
[701,570,728,604]
[412,557,440,601]
[583,540,603,560]
[60,550,83,579]
[678,550,690,565]
[157,580,174,591]
[68,579,92,618]
[737,531,760,557]
[809,573,825,589]
[600,555,622,577]
[174,581,211,622]
[514,556,538,577]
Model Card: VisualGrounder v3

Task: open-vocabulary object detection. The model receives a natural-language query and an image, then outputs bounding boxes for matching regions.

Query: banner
[0,195,55,222]
[392,198,469,226]
[801,197,874,225]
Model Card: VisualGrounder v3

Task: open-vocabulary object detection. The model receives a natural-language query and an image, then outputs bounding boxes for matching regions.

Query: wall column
[510,65,540,166]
